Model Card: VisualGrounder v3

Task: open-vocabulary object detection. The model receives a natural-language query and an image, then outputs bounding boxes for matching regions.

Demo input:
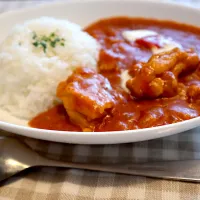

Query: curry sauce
[29,17,200,131]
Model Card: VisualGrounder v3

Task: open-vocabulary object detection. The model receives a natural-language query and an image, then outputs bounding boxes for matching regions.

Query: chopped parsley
[33,41,39,47]
[32,31,65,53]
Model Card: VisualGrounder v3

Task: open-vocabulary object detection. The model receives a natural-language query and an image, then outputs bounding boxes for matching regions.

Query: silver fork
[1,136,200,183]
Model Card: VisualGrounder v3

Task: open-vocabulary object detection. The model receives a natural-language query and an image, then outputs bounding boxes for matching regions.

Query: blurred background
[0,0,199,15]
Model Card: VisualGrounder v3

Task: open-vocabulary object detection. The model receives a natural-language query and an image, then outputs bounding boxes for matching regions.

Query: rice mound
[0,17,100,119]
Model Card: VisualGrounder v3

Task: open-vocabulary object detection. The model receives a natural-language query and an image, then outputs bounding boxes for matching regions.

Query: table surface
[1,0,200,199]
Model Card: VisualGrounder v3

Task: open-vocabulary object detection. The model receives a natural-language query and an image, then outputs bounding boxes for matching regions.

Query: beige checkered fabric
[1,0,200,199]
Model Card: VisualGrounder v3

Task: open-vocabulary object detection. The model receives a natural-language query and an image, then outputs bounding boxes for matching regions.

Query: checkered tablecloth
[1,0,200,199]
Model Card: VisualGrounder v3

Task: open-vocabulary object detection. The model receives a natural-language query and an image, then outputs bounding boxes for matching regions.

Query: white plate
[0,0,200,144]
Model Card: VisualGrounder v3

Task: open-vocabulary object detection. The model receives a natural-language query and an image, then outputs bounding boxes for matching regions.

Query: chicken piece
[161,71,178,97]
[187,81,200,102]
[57,67,115,131]
[126,48,199,99]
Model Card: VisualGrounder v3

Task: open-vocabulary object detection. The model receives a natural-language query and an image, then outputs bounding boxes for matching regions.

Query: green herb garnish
[40,41,47,53]
[32,31,65,53]
[33,41,39,47]
[50,32,55,38]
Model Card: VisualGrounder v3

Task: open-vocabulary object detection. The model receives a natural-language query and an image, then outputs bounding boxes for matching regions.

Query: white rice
[0,17,100,119]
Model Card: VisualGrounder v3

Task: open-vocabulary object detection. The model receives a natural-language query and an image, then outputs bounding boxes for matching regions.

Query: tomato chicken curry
[29,17,200,132]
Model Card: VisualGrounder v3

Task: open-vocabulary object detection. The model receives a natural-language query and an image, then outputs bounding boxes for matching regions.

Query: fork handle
[37,157,200,182]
